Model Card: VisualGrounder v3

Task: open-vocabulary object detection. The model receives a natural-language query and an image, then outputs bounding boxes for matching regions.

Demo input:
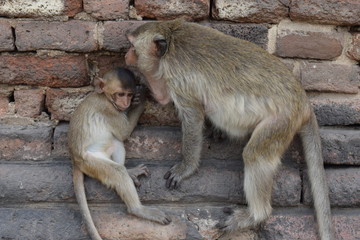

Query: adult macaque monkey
[125,19,333,240]
[68,67,171,240]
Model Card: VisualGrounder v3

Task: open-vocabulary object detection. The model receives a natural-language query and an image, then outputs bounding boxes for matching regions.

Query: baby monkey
[68,67,171,240]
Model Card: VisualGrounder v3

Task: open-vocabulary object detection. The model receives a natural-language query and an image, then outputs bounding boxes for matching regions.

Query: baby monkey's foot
[127,164,150,187]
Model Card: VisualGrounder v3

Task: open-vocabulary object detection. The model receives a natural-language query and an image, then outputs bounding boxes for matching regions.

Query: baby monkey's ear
[94,77,105,93]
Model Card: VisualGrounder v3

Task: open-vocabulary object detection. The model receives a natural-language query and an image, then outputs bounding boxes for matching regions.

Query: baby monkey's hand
[131,85,146,106]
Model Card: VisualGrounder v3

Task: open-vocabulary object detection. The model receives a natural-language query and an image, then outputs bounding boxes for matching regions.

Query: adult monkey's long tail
[73,165,102,240]
[300,110,333,240]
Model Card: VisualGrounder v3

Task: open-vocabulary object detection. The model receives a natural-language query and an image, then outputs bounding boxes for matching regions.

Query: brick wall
[0,0,359,239]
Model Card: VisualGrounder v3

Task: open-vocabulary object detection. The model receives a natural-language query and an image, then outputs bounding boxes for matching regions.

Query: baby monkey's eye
[117,92,125,97]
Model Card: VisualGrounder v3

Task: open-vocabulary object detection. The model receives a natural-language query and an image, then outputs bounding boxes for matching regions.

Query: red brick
[303,168,360,207]
[0,96,9,115]
[300,62,359,94]
[276,30,343,60]
[84,0,129,20]
[16,20,98,52]
[309,94,360,126]
[102,21,145,52]
[46,87,93,121]
[87,53,127,77]
[135,0,210,20]
[290,0,360,26]
[212,0,288,23]
[347,33,360,61]
[64,0,82,17]
[321,128,360,165]
[14,89,45,117]
[0,55,89,87]
[0,123,52,160]
[0,19,14,51]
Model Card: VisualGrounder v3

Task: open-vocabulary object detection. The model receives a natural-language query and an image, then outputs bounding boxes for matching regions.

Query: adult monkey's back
[125,19,333,240]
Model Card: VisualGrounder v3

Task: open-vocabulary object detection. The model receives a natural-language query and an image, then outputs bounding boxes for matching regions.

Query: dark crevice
[209,0,214,20]
[8,91,15,103]
[299,168,304,203]
[11,27,18,51]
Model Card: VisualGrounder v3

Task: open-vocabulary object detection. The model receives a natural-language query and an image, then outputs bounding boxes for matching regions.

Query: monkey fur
[125,19,333,240]
[68,67,171,240]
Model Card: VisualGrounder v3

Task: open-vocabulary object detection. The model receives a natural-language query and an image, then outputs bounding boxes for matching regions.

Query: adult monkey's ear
[94,77,105,93]
[154,35,168,57]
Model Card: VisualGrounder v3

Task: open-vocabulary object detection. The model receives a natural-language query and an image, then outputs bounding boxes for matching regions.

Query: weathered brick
[0,19,14,51]
[212,0,288,23]
[45,123,302,164]
[300,62,359,94]
[333,211,360,240]
[87,207,187,240]
[126,126,303,164]
[0,85,14,97]
[102,21,267,52]
[0,207,87,240]
[303,168,360,207]
[0,123,52,160]
[0,205,215,240]
[261,208,360,240]
[290,0,360,26]
[0,55,89,87]
[1,206,358,239]
[309,94,360,126]
[275,22,343,60]
[0,0,64,17]
[16,20,98,52]
[347,33,360,61]
[87,53,126,77]
[46,87,93,121]
[139,99,179,126]
[0,161,300,207]
[53,122,70,157]
[130,164,300,207]
[84,0,129,20]
[0,0,82,18]
[14,89,45,117]
[102,21,145,52]
[204,22,268,48]
[64,0,82,17]
[135,0,210,20]
[321,128,360,165]
[0,164,73,203]
[0,97,9,116]
[0,85,14,116]
[125,126,181,160]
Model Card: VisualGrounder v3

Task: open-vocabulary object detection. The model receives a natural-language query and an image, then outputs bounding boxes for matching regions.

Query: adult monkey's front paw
[164,162,194,189]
